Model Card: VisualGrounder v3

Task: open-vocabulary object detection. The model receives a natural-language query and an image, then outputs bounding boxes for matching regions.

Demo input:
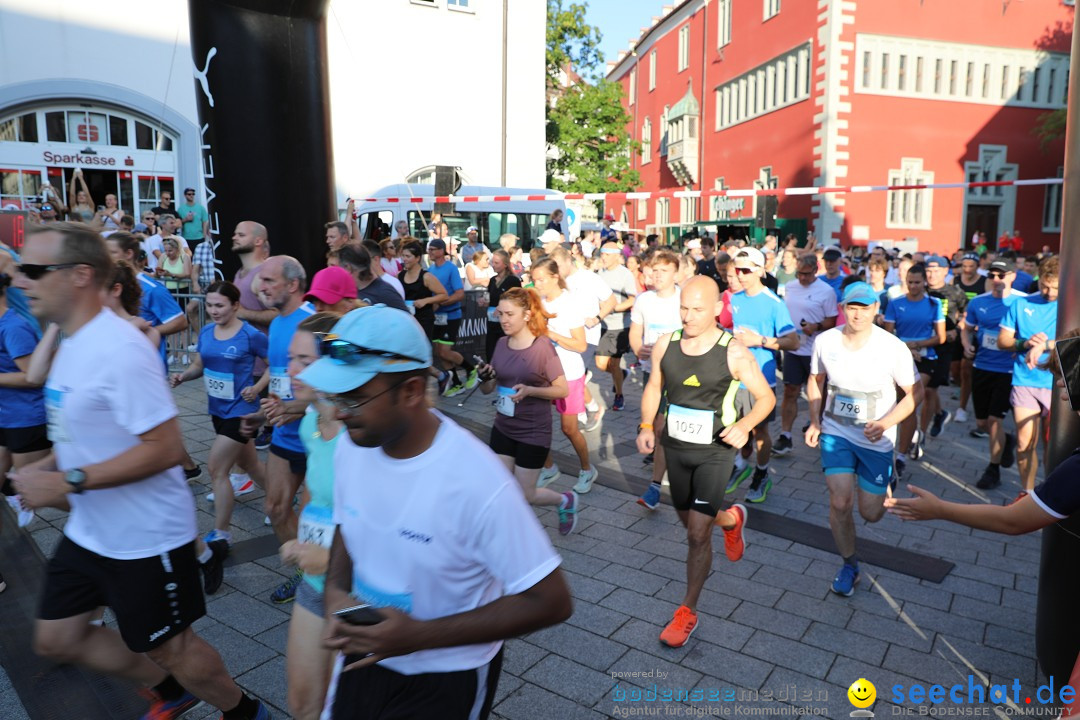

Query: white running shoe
[537,465,561,488]
[5,495,34,528]
[573,467,599,494]
[954,408,968,423]
[206,473,256,503]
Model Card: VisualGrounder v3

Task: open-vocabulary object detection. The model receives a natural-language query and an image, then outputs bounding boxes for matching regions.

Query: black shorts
[211,415,249,445]
[781,353,812,386]
[597,328,631,358]
[0,423,51,454]
[736,386,775,426]
[915,353,950,389]
[433,318,462,346]
[972,368,1013,420]
[38,538,205,653]
[334,648,502,720]
[270,443,308,476]
[489,425,549,470]
[662,443,737,517]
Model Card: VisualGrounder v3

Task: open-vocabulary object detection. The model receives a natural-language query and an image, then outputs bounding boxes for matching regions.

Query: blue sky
[585,0,667,71]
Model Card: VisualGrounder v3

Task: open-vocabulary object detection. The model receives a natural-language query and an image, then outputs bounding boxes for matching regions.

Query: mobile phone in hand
[333,603,384,626]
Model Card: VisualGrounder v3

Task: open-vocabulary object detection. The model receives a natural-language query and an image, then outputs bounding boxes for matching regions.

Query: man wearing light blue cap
[806,282,921,597]
[300,305,571,719]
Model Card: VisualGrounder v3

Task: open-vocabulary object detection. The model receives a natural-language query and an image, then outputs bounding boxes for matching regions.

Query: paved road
[6,365,1047,719]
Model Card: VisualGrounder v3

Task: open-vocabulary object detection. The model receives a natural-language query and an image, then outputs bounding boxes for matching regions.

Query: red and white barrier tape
[348,177,1063,206]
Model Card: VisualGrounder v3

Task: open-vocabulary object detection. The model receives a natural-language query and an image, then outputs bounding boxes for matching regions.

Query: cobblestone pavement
[13,365,1046,719]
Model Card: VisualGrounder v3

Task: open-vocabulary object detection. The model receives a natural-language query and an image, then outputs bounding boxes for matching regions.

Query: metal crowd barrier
[164,289,208,371]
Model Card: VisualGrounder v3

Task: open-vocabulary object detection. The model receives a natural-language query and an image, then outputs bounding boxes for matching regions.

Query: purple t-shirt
[491,335,565,447]
[235,262,269,374]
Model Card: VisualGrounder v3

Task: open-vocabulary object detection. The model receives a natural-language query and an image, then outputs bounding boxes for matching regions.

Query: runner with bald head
[232,220,275,332]
[636,275,775,647]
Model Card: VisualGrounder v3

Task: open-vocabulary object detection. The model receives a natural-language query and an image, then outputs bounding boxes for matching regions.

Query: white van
[352,184,567,251]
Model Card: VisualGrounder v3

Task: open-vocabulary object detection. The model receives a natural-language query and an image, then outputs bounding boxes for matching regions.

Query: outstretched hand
[883,484,940,521]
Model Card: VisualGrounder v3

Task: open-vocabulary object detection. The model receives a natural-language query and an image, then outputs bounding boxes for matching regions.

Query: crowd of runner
[0,207,1073,720]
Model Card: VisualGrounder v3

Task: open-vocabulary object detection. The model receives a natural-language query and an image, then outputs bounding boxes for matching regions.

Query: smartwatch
[65,468,87,494]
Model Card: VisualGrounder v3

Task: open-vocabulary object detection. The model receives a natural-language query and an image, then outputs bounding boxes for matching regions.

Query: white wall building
[0,0,546,215]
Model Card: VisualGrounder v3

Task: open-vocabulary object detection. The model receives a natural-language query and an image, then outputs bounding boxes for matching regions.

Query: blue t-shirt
[1001,294,1058,389]
[197,322,268,419]
[426,260,463,319]
[1013,270,1035,292]
[138,273,184,367]
[0,308,45,428]
[818,273,845,302]
[268,302,316,452]
[0,247,41,340]
[965,292,1024,375]
[730,288,795,386]
[884,294,945,361]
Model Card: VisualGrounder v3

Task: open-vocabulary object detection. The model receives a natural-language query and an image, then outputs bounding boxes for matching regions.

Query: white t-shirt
[380,271,406,299]
[629,288,682,372]
[810,325,918,452]
[46,309,196,559]
[543,290,587,380]
[143,233,165,270]
[332,413,561,674]
[783,278,840,357]
[464,265,496,292]
[566,270,613,346]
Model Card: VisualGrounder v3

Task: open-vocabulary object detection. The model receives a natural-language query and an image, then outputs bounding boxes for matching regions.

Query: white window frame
[649,51,657,91]
[680,196,699,224]
[656,198,670,225]
[447,0,473,12]
[855,33,1069,110]
[637,197,647,221]
[1042,166,1064,232]
[885,158,934,230]
[763,0,780,21]
[678,25,690,72]
[629,68,637,106]
[641,117,652,164]
[410,0,439,6]
[715,42,812,130]
[717,0,732,48]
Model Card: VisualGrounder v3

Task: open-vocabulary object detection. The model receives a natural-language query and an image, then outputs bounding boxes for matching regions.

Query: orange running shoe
[720,503,747,562]
[659,605,698,647]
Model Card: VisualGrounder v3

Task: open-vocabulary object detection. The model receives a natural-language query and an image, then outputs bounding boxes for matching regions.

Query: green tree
[546,0,639,193]
[1034,108,1067,151]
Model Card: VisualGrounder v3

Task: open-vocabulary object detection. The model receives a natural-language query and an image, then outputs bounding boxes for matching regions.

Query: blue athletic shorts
[820,433,893,495]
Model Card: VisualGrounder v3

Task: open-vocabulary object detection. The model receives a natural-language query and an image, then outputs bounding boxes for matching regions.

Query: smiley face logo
[848,678,876,709]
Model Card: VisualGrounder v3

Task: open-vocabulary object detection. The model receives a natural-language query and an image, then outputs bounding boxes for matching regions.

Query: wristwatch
[65,468,87,494]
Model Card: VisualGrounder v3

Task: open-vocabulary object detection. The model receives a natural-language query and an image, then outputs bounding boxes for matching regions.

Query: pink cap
[305,266,357,304]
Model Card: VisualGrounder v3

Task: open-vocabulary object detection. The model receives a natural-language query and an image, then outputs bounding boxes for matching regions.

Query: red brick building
[605,0,1072,254]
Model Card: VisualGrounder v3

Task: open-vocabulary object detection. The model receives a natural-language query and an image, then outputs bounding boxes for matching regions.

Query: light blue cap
[298,305,432,394]
[925,255,949,268]
[841,281,879,306]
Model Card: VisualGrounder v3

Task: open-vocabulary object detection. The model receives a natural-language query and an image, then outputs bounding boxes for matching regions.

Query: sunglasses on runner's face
[319,377,411,415]
[987,271,1007,279]
[16,262,86,280]
[318,335,426,365]
[735,267,756,275]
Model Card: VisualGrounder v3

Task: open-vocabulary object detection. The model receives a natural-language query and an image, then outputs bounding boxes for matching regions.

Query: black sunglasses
[987,271,1008,279]
[318,335,426,365]
[16,262,86,280]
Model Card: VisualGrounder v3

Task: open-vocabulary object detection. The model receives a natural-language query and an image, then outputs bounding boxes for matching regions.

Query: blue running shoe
[612,393,625,411]
[142,690,200,720]
[831,563,860,597]
[270,568,303,604]
[251,700,273,720]
[637,484,661,510]
[726,464,753,494]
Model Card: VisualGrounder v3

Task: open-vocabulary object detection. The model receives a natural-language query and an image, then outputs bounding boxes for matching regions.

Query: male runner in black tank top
[636,276,776,648]
[952,253,987,426]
